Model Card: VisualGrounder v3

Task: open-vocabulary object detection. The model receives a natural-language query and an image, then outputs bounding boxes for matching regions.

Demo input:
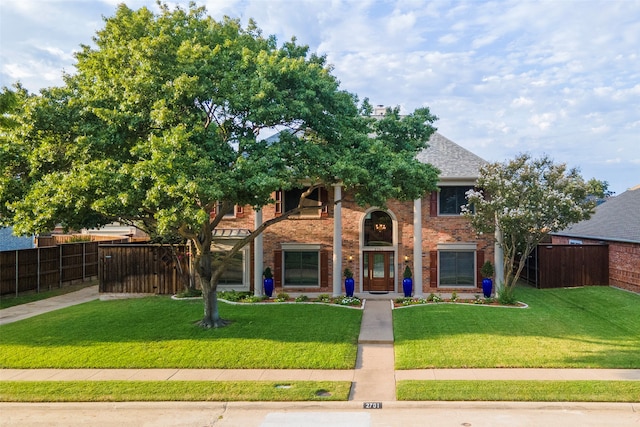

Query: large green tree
[462,154,606,300]
[0,3,439,327]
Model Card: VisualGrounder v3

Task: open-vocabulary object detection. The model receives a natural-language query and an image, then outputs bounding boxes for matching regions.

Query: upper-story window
[275,187,328,218]
[210,202,244,220]
[439,186,473,215]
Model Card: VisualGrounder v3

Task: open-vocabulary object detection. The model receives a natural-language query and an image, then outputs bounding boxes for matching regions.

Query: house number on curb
[363,402,383,409]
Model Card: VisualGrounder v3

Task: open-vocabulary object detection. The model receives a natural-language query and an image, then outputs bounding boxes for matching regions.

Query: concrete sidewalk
[2,286,639,403]
[0,285,99,326]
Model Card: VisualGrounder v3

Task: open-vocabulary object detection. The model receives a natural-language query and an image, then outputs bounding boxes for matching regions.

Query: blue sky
[1,0,638,195]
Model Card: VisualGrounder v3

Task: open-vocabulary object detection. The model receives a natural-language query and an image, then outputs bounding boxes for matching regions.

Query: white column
[332,184,343,296]
[413,198,423,297]
[253,209,263,296]
[494,213,504,296]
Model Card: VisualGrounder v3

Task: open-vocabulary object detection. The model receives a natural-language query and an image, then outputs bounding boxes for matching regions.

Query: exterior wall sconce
[404,255,410,263]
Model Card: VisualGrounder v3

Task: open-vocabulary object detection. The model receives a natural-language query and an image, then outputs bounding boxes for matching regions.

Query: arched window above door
[363,210,393,246]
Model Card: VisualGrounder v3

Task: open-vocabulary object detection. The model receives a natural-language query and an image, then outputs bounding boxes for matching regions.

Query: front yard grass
[0,297,362,369]
[394,285,640,369]
[397,380,640,402]
[0,381,351,402]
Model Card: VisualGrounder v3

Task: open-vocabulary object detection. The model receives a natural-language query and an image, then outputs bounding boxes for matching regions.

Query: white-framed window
[439,186,474,215]
[438,243,476,287]
[281,243,321,287]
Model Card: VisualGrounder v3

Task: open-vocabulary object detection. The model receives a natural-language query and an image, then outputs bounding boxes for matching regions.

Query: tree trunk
[195,250,229,328]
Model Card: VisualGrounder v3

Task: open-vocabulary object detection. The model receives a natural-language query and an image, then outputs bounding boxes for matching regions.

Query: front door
[363,251,395,292]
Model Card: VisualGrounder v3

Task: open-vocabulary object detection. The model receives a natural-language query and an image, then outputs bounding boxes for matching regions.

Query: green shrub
[317,294,332,303]
[274,292,290,302]
[427,293,442,302]
[334,296,361,306]
[241,295,267,303]
[497,288,517,305]
[218,291,251,302]
[295,295,309,302]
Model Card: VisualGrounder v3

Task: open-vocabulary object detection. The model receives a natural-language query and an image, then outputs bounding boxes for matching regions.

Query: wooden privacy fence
[99,244,190,294]
[0,239,126,296]
[522,244,609,289]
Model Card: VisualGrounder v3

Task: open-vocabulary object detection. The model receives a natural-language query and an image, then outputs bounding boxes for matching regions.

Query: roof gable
[417,132,487,180]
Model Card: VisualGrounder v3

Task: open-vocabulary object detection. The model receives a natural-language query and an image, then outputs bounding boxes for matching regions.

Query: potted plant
[343,267,355,297]
[480,260,494,298]
[263,267,274,297]
[402,265,412,297]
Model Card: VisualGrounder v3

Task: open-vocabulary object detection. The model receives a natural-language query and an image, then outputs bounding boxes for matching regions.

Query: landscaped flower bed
[393,293,527,309]
[174,290,364,308]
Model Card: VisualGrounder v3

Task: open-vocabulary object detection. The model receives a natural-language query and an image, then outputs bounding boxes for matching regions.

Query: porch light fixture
[404,255,410,263]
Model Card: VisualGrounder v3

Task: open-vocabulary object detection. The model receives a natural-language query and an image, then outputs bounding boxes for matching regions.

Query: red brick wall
[551,236,640,294]
[221,189,494,294]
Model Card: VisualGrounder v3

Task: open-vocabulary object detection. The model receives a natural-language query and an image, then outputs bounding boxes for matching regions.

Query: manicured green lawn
[0,381,351,402]
[0,297,362,369]
[397,380,640,402]
[394,286,640,369]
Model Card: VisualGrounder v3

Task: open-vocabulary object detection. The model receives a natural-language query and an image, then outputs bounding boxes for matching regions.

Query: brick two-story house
[212,132,494,297]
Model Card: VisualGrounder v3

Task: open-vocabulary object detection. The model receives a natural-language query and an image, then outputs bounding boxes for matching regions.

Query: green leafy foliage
[463,154,606,296]
[1,3,439,326]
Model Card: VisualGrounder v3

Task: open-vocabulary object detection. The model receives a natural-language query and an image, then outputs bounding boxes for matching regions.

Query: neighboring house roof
[553,184,640,244]
[417,132,488,180]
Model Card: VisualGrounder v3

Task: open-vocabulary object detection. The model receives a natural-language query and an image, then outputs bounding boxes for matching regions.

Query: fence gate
[99,244,189,294]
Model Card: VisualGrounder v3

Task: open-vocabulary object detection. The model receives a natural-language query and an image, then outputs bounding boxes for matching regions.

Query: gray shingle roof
[553,185,640,244]
[417,132,488,180]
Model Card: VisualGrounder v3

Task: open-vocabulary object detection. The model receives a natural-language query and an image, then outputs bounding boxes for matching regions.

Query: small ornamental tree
[462,154,606,299]
[0,4,439,328]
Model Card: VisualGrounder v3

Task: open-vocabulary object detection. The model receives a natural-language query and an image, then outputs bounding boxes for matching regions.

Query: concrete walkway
[0,285,99,326]
[2,287,639,403]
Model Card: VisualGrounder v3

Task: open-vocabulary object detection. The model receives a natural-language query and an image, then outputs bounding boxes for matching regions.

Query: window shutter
[275,191,283,216]
[320,250,329,287]
[236,205,244,218]
[429,191,438,217]
[429,250,438,288]
[476,250,484,288]
[320,187,329,217]
[273,250,282,288]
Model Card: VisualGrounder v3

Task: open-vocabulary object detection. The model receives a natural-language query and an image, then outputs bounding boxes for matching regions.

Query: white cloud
[1,0,638,194]
[530,113,556,131]
[511,97,534,108]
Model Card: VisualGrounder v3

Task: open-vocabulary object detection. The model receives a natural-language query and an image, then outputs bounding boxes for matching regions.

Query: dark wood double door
[362,251,395,292]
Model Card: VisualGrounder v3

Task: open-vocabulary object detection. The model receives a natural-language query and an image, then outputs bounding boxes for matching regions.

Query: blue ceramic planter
[402,277,413,297]
[345,277,355,297]
[263,278,274,297]
[482,278,493,298]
